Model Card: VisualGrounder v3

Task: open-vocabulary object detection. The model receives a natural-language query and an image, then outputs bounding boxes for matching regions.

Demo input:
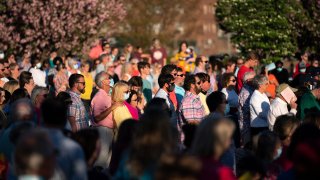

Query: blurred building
[175,0,235,56]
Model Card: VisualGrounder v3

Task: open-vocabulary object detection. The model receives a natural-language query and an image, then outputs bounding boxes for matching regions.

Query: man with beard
[155,73,177,127]
[195,72,211,115]
[238,71,256,146]
[67,74,90,132]
[179,74,205,125]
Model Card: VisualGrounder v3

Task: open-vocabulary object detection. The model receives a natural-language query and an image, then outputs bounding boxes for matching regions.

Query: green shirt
[142,79,152,103]
[299,91,320,119]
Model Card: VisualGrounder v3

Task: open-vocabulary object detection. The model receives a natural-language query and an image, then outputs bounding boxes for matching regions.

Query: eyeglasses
[230,79,236,82]
[4,66,9,69]
[77,82,85,85]
[171,73,177,77]
[177,74,185,77]
[202,61,208,63]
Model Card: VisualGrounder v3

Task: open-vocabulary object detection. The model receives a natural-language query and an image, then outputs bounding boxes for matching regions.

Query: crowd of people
[0,38,320,180]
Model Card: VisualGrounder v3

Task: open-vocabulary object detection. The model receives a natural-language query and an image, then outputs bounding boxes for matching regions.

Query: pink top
[91,89,114,128]
[124,101,139,120]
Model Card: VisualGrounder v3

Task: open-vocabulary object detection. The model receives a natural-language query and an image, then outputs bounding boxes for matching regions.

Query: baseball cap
[276,83,298,96]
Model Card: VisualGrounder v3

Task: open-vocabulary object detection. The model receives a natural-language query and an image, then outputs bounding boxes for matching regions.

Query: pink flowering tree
[0,0,126,56]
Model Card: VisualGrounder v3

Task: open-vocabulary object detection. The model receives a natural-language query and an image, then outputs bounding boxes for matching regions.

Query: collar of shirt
[274,97,287,105]
[69,90,81,98]
[185,91,200,99]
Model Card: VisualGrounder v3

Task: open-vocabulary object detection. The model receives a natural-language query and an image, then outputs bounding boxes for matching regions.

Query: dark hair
[99,53,108,61]
[255,131,280,162]
[275,60,284,67]
[41,98,67,127]
[30,54,40,66]
[206,91,225,112]
[183,74,196,91]
[56,91,72,107]
[55,63,65,72]
[53,56,63,65]
[161,64,177,75]
[10,88,30,104]
[222,73,235,88]
[137,61,150,73]
[246,51,259,61]
[225,58,236,68]
[195,72,210,83]
[19,71,33,88]
[126,90,140,104]
[145,98,171,117]
[128,76,143,87]
[158,74,174,88]
[178,41,188,53]
[72,128,99,162]
[68,74,84,88]
[273,114,300,141]
[303,112,320,128]
[195,56,202,66]
[176,67,183,72]
[81,60,92,72]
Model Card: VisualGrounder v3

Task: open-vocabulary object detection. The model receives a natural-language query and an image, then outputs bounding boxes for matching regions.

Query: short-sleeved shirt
[236,65,254,92]
[142,79,152,103]
[150,47,167,66]
[180,91,205,122]
[91,89,113,128]
[68,91,89,131]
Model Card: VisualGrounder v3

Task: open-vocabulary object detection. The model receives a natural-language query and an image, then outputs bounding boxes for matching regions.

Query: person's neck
[82,71,89,75]
[140,73,147,79]
[71,88,80,94]
[175,82,183,87]
[102,86,110,94]
[161,88,169,94]
[244,62,251,68]
[258,88,264,94]
[189,89,198,95]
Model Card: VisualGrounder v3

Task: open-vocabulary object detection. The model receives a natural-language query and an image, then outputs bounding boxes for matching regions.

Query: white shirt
[250,90,270,127]
[268,97,297,130]
[29,68,47,87]
[221,88,239,108]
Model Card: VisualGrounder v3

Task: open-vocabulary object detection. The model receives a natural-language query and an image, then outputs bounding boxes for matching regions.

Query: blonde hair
[120,62,132,80]
[3,80,19,94]
[112,82,129,102]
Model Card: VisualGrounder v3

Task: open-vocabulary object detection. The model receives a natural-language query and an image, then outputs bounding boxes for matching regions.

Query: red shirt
[293,62,310,78]
[169,91,178,109]
[237,65,253,92]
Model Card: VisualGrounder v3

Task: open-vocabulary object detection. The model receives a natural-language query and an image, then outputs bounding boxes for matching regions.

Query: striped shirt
[68,90,89,131]
[180,91,205,122]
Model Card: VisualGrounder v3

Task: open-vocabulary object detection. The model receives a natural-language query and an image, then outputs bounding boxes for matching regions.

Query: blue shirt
[175,85,185,106]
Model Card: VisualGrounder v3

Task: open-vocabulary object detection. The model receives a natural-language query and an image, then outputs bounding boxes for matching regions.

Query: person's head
[9,63,20,78]
[14,129,56,179]
[243,71,256,87]
[81,60,91,73]
[10,98,34,122]
[255,131,282,162]
[275,60,284,72]
[68,74,85,94]
[30,86,48,108]
[245,51,259,68]
[111,47,119,56]
[0,61,5,78]
[304,111,320,129]
[153,38,161,48]
[222,73,236,89]
[158,74,175,92]
[138,61,151,75]
[195,56,208,69]
[53,56,63,66]
[72,128,100,167]
[145,98,171,117]
[19,71,35,95]
[183,74,201,94]
[125,43,133,53]
[1,60,10,77]
[0,87,6,105]
[99,53,109,64]
[195,72,210,93]
[67,57,79,70]
[311,57,319,68]
[274,114,300,147]
[128,108,174,176]
[118,54,126,65]
[55,62,66,72]
[42,98,68,128]
[300,51,309,63]
[103,42,111,53]
[3,80,19,94]
[191,117,235,160]
[225,59,236,73]
[253,75,269,92]
[95,71,111,92]
[311,88,320,100]
[30,54,42,69]
[175,67,185,86]
[299,61,307,73]
[236,58,244,68]
[179,41,188,52]
[126,90,140,108]
[206,91,227,114]
[56,91,73,107]
[128,76,143,92]
[161,64,177,78]
[10,88,30,105]
[112,81,129,103]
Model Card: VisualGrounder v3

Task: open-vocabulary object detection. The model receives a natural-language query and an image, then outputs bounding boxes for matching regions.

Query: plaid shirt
[179,91,205,122]
[68,90,89,131]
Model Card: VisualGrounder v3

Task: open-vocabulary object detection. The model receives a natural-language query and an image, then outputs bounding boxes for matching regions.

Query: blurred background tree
[0,0,126,57]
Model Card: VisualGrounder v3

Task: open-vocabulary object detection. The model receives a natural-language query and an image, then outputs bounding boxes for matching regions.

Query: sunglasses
[77,82,85,85]
[196,81,201,85]
[202,61,208,63]
[171,73,177,76]
[177,74,185,77]
[230,79,236,82]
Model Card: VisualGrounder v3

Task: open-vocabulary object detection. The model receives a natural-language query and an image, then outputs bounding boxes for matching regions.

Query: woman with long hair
[174,41,197,73]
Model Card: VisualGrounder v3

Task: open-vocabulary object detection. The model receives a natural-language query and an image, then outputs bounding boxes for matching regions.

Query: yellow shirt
[113,105,132,128]
[199,92,210,115]
[174,51,197,72]
[81,73,93,100]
